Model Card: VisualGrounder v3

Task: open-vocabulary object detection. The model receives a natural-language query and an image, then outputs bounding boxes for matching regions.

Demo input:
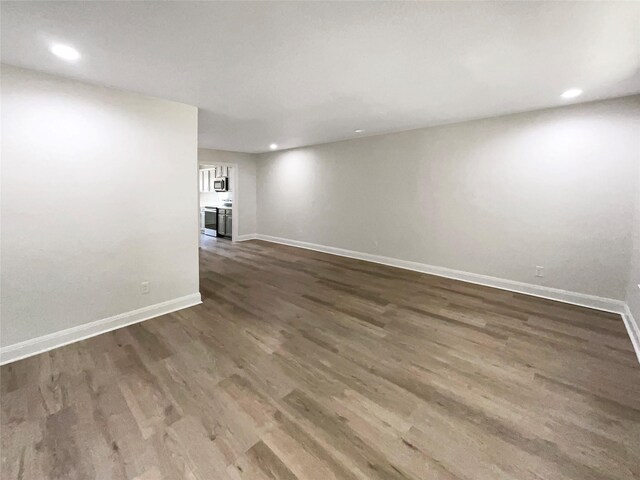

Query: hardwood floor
[2,236,639,480]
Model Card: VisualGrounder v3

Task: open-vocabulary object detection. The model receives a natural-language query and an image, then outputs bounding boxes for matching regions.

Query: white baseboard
[0,293,202,366]
[253,234,626,315]
[235,234,258,242]
[622,305,640,364]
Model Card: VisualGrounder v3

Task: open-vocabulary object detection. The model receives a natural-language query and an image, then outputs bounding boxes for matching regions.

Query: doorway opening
[198,162,239,242]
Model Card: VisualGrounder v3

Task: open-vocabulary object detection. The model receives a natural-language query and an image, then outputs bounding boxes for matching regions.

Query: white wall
[198,148,257,236]
[626,164,640,320]
[257,96,640,301]
[1,65,200,348]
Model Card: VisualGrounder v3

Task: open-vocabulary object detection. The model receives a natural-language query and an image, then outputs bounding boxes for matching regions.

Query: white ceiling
[2,1,639,153]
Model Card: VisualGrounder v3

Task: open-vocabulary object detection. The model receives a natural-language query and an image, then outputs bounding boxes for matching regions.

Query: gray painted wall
[256,96,640,301]
[626,163,640,320]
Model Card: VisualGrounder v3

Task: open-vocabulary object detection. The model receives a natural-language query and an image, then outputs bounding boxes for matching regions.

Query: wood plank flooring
[2,236,639,480]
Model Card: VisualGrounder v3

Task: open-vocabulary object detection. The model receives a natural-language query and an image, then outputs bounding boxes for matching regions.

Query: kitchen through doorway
[198,162,239,241]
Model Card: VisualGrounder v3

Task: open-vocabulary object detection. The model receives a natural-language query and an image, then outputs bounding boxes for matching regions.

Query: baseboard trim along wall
[236,234,258,242]
[0,293,202,366]
[5,236,634,365]
[622,305,640,364]
[235,234,640,362]
[253,234,627,314]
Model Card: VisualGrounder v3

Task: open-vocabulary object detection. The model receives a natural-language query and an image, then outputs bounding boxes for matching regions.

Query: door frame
[198,162,239,241]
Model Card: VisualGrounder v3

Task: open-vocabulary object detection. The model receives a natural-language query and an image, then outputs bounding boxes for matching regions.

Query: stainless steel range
[202,207,217,237]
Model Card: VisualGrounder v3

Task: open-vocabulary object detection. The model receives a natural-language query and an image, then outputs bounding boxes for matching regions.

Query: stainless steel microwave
[213,176,228,192]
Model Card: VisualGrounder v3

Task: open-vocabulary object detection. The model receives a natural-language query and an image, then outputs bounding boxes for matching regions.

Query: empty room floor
[2,237,639,480]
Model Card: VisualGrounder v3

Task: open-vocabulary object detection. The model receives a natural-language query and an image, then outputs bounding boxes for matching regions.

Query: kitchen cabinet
[217,209,225,236]
[198,165,233,193]
[225,210,232,236]
[199,168,217,192]
[199,166,233,193]
[216,208,232,238]
[199,169,207,192]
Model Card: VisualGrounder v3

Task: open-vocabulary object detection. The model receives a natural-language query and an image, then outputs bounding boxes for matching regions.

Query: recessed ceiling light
[354,129,364,133]
[561,88,582,99]
[50,43,81,61]
[269,143,278,150]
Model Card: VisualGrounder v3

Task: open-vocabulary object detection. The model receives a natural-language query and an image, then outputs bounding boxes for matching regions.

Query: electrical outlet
[141,281,150,294]
[535,266,544,278]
